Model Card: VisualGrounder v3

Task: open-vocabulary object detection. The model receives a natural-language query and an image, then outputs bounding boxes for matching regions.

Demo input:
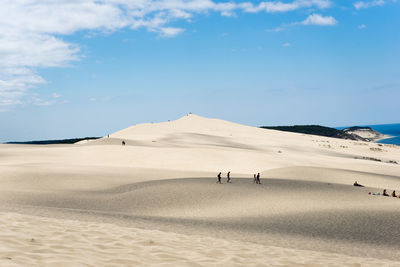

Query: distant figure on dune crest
[383,189,389,196]
[227,171,231,183]
[122,140,126,146]
[217,172,222,184]
[256,173,261,184]
[107,134,109,138]
[353,181,364,187]
[392,190,397,197]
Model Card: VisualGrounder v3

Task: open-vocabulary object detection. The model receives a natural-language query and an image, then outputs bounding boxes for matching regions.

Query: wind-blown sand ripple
[1,212,399,267]
[2,176,400,261]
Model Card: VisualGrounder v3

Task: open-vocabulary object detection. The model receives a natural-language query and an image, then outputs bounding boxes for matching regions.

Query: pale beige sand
[1,114,400,265]
[1,212,399,267]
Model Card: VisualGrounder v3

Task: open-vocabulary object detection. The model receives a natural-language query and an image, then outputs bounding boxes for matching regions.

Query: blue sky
[0,0,399,141]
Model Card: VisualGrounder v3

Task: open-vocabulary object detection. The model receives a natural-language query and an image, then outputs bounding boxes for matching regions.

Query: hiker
[256,173,261,184]
[383,189,389,196]
[107,134,109,138]
[392,190,397,197]
[122,140,126,146]
[227,171,231,183]
[217,172,222,184]
[253,174,257,184]
[353,181,364,187]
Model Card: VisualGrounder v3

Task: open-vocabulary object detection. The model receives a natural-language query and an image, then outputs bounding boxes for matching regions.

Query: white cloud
[31,96,54,106]
[354,0,385,9]
[0,67,45,107]
[282,42,291,47]
[267,26,285,32]
[240,0,332,13]
[159,27,185,37]
[220,10,237,17]
[358,24,367,29]
[0,0,334,108]
[30,93,67,106]
[301,13,337,26]
[52,93,63,98]
[267,12,337,32]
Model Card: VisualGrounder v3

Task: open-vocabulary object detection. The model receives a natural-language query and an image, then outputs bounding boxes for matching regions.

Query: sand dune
[3,175,400,259]
[1,114,400,265]
[1,212,400,267]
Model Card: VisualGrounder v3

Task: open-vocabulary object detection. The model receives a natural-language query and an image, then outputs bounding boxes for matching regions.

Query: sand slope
[1,114,400,265]
[1,212,399,267]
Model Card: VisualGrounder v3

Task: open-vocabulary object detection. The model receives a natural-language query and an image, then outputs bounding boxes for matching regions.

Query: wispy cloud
[0,0,334,108]
[29,93,66,107]
[354,0,386,9]
[354,0,398,10]
[159,27,185,37]
[240,0,332,13]
[268,13,337,32]
[282,42,291,47]
[52,93,63,99]
[0,67,46,108]
[358,24,367,29]
[301,13,338,26]
[267,26,285,32]
[367,82,400,92]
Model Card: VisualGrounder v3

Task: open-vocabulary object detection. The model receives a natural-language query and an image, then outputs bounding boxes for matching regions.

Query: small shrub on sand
[355,156,381,162]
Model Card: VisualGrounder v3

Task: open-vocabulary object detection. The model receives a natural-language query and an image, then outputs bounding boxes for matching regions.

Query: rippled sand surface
[2,213,399,267]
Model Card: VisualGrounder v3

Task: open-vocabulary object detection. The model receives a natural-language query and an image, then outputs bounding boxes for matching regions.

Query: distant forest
[260,125,361,140]
[6,137,100,145]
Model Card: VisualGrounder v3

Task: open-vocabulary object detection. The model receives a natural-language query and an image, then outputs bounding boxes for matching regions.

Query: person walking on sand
[253,174,257,184]
[256,173,261,184]
[217,172,222,184]
[227,171,231,183]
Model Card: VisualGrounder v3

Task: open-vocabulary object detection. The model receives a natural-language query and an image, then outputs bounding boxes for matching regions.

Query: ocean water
[368,123,400,146]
